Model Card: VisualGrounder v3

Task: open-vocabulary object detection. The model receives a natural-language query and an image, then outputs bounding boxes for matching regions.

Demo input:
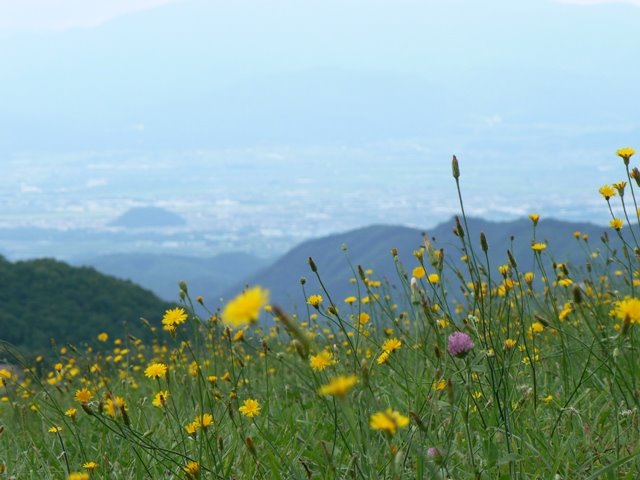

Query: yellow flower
[307,294,323,307]
[529,322,545,335]
[529,213,540,225]
[185,421,199,435]
[97,332,109,342]
[104,396,127,418]
[152,391,170,408]
[162,307,188,328]
[68,473,90,480]
[232,329,245,342]
[221,286,270,327]
[144,363,168,379]
[542,394,554,404]
[358,312,370,326]
[558,302,572,320]
[83,461,99,470]
[74,388,93,404]
[428,273,440,284]
[610,218,624,231]
[184,461,200,477]
[65,408,77,418]
[432,378,447,391]
[617,147,635,164]
[369,409,410,435]
[531,242,547,252]
[613,181,627,197]
[614,297,640,324]
[503,338,517,350]
[344,296,357,304]
[382,338,402,353]
[557,278,573,287]
[412,266,426,279]
[318,375,358,398]
[524,272,534,285]
[239,399,261,418]
[309,351,335,371]
[599,185,617,200]
[198,413,214,428]
[188,361,200,377]
[48,425,62,433]
[376,351,390,365]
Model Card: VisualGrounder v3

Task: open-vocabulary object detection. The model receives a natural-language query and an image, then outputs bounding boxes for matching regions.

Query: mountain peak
[109,207,186,229]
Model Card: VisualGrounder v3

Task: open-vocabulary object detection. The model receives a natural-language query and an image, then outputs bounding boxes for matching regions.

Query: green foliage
[0,256,169,355]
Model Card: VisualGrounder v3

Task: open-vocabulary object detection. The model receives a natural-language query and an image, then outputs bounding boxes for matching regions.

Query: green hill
[225,217,621,310]
[0,256,170,355]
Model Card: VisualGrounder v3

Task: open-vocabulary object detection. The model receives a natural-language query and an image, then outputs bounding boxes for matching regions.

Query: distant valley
[75,251,271,302]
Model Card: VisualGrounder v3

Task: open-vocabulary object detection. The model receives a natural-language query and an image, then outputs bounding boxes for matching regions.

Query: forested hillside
[0,256,170,355]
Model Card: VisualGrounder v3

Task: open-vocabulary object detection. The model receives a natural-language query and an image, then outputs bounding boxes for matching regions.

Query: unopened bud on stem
[452,155,460,179]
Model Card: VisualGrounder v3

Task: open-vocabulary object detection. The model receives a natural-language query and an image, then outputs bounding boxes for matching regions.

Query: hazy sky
[0,0,639,31]
[0,0,638,244]
[0,0,640,31]
[0,0,175,30]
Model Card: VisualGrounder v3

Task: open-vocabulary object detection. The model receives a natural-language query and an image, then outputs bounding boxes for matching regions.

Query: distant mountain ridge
[77,252,270,302]
[224,217,622,310]
[109,206,186,229]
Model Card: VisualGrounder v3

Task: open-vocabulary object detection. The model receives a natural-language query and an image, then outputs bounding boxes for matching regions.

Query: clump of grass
[1,148,640,479]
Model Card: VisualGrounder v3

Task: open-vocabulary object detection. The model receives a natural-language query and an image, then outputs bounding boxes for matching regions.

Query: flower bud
[452,155,460,179]
[245,436,257,457]
[308,257,317,272]
[572,285,582,304]
[455,216,465,238]
[480,232,489,253]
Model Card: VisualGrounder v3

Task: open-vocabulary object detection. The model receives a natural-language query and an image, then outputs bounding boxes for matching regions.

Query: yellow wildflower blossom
[307,294,323,307]
[382,338,402,353]
[370,409,410,435]
[74,388,93,404]
[239,399,261,418]
[614,297,640,324]
[309,351,335,371]
[412,266,426,279]
[617,147,635,163]
[144,363,168,379]
[162,307,188,328]
[610,218,624,231]
[318,375,358,398]
[221,286,269,327]
[152,391,170,408]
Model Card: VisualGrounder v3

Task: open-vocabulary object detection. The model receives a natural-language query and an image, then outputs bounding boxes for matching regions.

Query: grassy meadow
[3,150,640,479]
